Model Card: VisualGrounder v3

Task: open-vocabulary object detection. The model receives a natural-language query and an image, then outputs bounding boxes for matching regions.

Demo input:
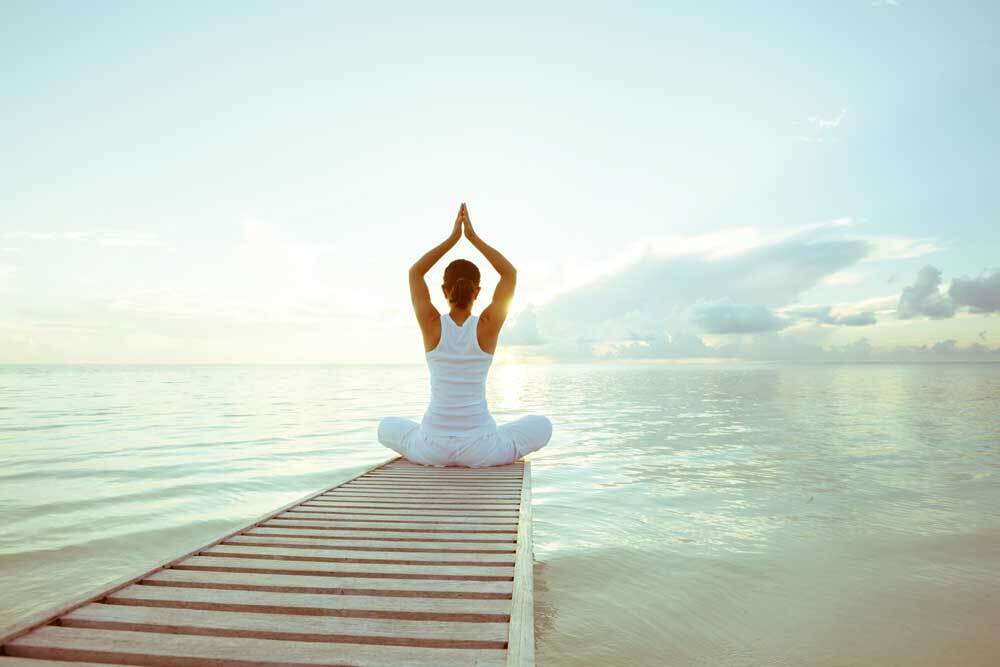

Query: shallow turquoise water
[1,363,998,665]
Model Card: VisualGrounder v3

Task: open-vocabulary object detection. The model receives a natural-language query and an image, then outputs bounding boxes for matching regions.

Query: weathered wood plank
[330,482,519,489]
[246,526,516,543]
[302,500,521,510]
[272,515,519,528]
[4,626,507,667]
[342,482,524,490]
[366,474,524,481]
[108,583,512,620]
[261,519,517,534]
[322,492,522,500]
[210,543,515,564]
[174,555,513,578]
[228,534,516,552]
[61,603,510,647]
[300,501,520,511]
[282,505,517,524]
[289,506,519,518]
[386,462,519,471]
[205,544,515,565]
[144,569,513,598]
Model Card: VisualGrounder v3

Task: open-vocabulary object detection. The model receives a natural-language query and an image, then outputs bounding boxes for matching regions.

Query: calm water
[1,363,998,665]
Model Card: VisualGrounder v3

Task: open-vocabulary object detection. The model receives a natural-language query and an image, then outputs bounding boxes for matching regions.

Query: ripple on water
[1,362,998,664]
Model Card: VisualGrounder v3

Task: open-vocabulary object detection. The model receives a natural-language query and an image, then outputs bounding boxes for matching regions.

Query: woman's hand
[461,203,478,242]
[449,203,464,242]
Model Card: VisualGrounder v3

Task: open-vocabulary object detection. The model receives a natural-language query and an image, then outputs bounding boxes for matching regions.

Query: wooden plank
[368,472,522,483]
[0,456,398,647]
[387,462,519,470]
[369,467,522,473]
[173,555,514,579]
[321,492,522,500]
[204,543,515,565]
[292,503,517,520]
[507,461,535,667]
[342,481,524,489]
[366,473,523,480]
[108,583,512,620]
[144,569,513,598]
[61,603,510,648]
[344,477,524,485]
[246,527,516,543]
[300,501,520,511]
[228,534,516,552]
[261,519,517,535]
[219,535,514,563]
[273,514,519,527]
[288,505,517,523]
[4,626,507,667]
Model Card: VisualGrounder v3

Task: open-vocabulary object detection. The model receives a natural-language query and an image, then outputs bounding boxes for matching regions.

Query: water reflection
[1,362,998,665]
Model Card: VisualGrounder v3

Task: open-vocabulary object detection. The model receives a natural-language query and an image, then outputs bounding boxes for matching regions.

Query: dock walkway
[0,456,534,666]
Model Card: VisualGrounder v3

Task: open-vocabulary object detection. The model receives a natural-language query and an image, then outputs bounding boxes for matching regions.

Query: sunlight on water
[1,363,998,665]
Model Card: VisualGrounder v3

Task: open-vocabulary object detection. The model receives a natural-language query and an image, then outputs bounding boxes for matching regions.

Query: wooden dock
[0,456,534,666]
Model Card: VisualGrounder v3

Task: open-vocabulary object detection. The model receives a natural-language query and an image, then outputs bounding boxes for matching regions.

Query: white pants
[377,415,552,468]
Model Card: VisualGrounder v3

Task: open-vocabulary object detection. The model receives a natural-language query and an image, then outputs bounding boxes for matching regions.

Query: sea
[1,362,998,666]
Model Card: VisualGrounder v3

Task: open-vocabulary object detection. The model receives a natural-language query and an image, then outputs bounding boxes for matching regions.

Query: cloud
[508,222,883,361]
[837,311,878,326]
[713,335,1000,362]
[500,306,545,345]
[532,230,870,342]
[797,109,848,143]
[861,236,941,261]
[600,333,713,360]
[784,305,877,327]
[691,300,789,334]
[897,265,956,319]
[948,269,1000,313]
[809,109,847,130]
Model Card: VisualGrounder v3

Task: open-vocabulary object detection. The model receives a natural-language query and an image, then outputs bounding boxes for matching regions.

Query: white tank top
[421,313,498,438]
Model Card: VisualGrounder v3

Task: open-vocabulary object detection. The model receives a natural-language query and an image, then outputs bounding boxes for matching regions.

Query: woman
[377,202,552,467]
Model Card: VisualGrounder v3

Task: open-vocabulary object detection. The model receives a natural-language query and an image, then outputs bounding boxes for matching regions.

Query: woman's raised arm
[408,204,463,326]
[462,204,517,325]
[462,204,516,277]
[409,204,463,276]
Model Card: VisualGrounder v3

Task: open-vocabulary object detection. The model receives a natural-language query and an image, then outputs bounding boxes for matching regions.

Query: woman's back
[421,313,497,438]
[377,202,551,466]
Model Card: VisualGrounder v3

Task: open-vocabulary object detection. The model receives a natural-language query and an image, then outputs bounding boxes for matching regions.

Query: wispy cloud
[809,109,847,130]
[796,109,848,143]
[782,304,878,327]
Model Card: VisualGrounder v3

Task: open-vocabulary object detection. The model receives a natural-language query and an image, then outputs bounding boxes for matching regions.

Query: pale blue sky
[2,1,998,362]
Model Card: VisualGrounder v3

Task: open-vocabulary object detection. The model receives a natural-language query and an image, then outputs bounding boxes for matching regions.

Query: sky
[1,1,998,364]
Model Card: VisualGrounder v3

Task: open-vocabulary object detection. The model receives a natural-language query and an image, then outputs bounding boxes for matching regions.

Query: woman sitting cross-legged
[377,202,552,467]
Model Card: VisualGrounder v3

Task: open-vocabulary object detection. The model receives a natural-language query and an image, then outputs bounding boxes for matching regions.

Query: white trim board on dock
[0,456,535,667]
